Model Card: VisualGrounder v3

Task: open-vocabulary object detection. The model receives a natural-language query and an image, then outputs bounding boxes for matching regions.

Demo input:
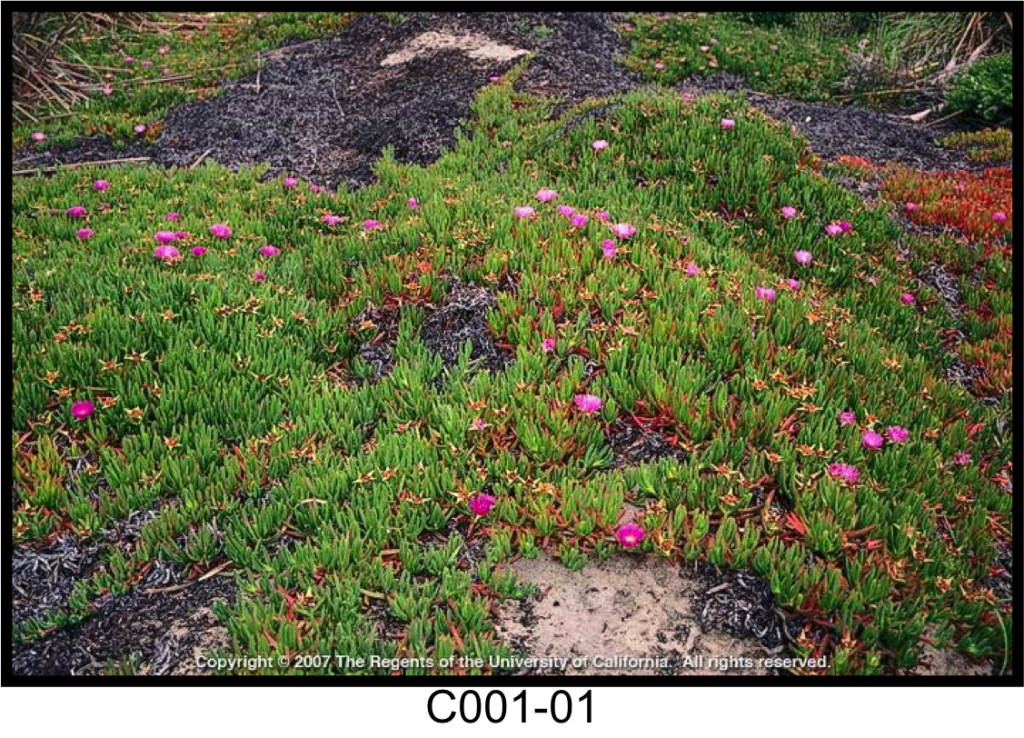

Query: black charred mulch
[420,280,514,372]
[17,12,640,190]
[605,417,688,468]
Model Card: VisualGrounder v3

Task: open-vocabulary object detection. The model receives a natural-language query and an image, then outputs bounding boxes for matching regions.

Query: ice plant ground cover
[11,63,1013,675]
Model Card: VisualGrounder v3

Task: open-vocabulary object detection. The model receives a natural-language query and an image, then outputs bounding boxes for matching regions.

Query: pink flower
[67,206,87,218]
[407,197,419,210]
[154,231,179,244]
[76,228,94,241]
[781,206,798,219]
[175,231,189,240]
[721,119,735,130]
[828,463,860,485]
[886,426,910,444]
[323,214,342,226]
[363,219,383,231]
[601,239,617,259]
[210,223,232,239]
[756,287,776,302]
[469,493,497,517]
[102,84,113,96]
[574,394,603,415]
[541,338,556,352]
[595,210,611,222]
[259,245,281,257]
[609,222,636,239]
[824,222,844,236]
[252,271,267,281]
[191,246,207,256]
[141,60,153,68]
[685,262,702,277]
[71,400,95,420]
[489,75,501,83]
[165,212,181,221]
[592,139,609,152]
[470,418,488,431]
[901,292,916,304]
[838,410,856,426]
[153,245,180,261]
[992,211,1007,223]
[785,278,801,291]
[123,55,135,64]
[953,451,972,467]
[616,523,645,549]
[862,430,884,451]
[310,185,324,194]
[158,45,170,55]
[283,176,298,189]
[571,214,589,229]
[653,61,665,70]
[536,188,558,203]
[794,250,813,266]
[557,205,576,218]
[514,206,536,219]
[838,221,853,233]
[904,202,917,213]
[93,179,110,191]
[31,131,47,142]
[134,124,147,134]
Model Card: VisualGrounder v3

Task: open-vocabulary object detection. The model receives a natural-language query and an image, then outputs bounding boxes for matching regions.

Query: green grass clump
[625,13,850,100]
[13,12,356,150]
[939,128,1013,163]
[12,74,1012,674]
[946,53,1014,122]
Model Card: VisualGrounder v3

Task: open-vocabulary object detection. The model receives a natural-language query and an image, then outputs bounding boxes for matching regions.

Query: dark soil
[12,573,237,676]
[349,300,402,382]
[605,417,688,468]
[17,13,640,190]
[420,280,513,372]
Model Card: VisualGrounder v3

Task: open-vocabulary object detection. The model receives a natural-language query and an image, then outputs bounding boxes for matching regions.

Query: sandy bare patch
[382,31,528,67]
[496,553,781,675]
[911,627,995,676]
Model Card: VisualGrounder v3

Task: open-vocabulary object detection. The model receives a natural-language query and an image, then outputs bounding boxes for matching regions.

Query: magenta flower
[574,394,603,415]
[102,84,113,96]
[191,246,207,256]
[470,418,488,431]
[685,261,702,277]
[67,206,87,218]
[653,60,665,70]
[536,188,558,203]
[595,210,611,222]
[781,206,798,219]
[165,212,181,221]
[862,430,884,451]
[616,523,645,549]
[838,221,853,233]
[794,249,813,266]
[838,410,856,426]
[158,45,170,55]
[824,223,843,236]
[992,211,1007,223]
[756,287,776,302]
[283,176,298,189]
[154,231,179,244]
[141,60,153,68]
[609,222,636,239]
[71,400,95,420]
[31,131,47,142]
[592,139,609,152]
[252,271,267,281]
[785,278,801,291]
[601,239,617,259]
[904,202,917,213]
[489,75,501,83]
[210,223,232,239]
[886,426,910,444]
[153,245,180,261]
[76,228,94,241]
[514,206,536,219]
[174,231,189,240]
[953,451,972,467]
[323,214,342,226]
[469,492,497,517]
[407,197,419,210]
[541,337,556,352]
[123,55,135,63]
[901,292,916,304]
[310,185,324,194]
[93,179,110,191]
[571,214,589,229]
[259,245,281,257]
[134,124,147,134]
[557,205,576,218]
[721,119,735,130]
[363,219,383,231]
[828,463,860,485]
